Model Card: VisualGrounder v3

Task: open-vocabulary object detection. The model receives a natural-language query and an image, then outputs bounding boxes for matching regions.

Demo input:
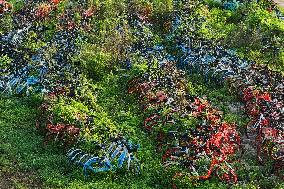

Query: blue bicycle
[67,137,140,176]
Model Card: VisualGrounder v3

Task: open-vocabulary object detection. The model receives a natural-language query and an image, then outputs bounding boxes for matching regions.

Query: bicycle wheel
[83,156,112,176]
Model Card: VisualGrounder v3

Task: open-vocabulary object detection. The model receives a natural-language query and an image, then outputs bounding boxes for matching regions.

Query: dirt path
[274,0,284,8]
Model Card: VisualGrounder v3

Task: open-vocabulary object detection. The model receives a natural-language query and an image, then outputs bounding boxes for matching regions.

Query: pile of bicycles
[175,43,284,179]
[0,1,94,96]
[242,86,284,179]
[169,9,284,179]
[126,5,283,180]
[36,94,141,176]
[128,62,241,183]
[37,99,141,175]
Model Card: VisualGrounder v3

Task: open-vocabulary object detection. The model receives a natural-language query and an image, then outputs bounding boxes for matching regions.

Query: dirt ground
[274,0,284,8]
[0,170,43,189]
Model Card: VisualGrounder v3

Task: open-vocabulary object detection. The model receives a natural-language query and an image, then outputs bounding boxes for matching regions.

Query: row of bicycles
[125,2,284,182]
[169,8,284,179]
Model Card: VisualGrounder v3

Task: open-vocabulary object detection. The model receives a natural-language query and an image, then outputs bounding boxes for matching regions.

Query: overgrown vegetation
[0,0,283,188]
[201,0,284,72]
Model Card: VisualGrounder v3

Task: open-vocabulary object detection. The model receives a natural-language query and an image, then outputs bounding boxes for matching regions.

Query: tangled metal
[169,9,284,179]
[67,137,140,176]
[128,62,241,183]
